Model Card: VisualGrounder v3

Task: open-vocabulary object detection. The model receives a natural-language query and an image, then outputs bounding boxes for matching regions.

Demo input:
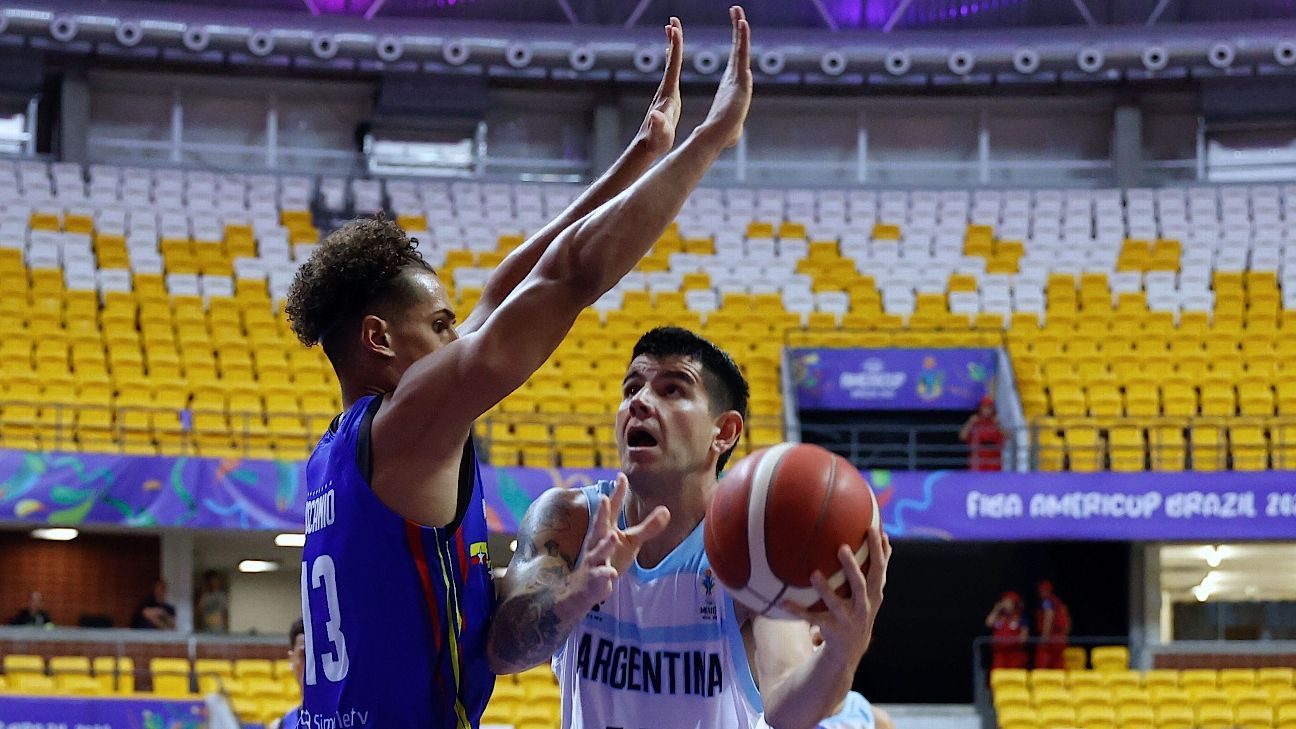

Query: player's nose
[627,389,654,418]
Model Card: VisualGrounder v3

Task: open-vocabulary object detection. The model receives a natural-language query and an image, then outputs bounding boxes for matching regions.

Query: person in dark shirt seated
[131,579,177,630]
[9,591,52,626]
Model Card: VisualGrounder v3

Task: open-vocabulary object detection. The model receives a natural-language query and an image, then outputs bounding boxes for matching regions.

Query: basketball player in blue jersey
[489,327,892,729]
[285,7,752,726]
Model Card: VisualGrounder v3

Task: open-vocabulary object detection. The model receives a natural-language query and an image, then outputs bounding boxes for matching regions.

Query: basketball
[703,442,881,619]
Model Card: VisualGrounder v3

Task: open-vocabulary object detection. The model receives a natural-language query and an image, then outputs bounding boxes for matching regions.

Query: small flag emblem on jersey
[469,541,492,570]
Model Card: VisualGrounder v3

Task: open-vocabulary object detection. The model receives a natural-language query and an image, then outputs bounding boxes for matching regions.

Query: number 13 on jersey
[301,555,350,685]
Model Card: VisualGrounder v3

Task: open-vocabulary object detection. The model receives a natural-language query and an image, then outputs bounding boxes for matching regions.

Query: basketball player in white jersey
[488,327,892,729]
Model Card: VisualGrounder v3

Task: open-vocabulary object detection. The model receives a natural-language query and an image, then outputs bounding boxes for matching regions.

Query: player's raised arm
[458,17,684,336]
[368,6,752,528]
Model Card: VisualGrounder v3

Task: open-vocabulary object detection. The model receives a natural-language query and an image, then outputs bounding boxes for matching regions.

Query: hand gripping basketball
[559,474,671,617]
[783,529,891,665]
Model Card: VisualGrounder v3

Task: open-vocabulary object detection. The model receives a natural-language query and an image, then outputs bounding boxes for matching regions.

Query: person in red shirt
[1034,580,1071,670]
[960,396,1004,471]
[985,591,1028,670]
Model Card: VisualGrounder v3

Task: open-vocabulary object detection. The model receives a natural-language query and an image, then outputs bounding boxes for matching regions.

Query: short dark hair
[285,216,433,358]
[630,327,749,473]
[289,618,304,647]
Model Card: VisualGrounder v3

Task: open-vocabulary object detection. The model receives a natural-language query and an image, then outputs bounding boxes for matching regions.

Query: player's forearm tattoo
[490,562,570,669]
[488,502,582,670]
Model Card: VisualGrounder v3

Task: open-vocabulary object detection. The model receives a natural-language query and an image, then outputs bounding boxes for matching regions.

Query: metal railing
[0,625,288,695]
[799,421,1020,471]
[0,402,321,459]
[6,400,1296,473]
[475,412,792,469]
[1029,416,1296,472]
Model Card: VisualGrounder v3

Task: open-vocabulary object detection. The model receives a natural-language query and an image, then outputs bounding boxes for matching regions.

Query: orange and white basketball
[703,442,881,619]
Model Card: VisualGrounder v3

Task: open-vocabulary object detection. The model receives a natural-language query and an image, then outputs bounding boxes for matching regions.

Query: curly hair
[286,216,433,353]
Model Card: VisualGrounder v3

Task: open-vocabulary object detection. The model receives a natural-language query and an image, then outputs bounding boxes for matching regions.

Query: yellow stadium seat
[229,695,262,722]
[235,659,275,681]
[993,668,1030,692]
[150,657,193,696]
[1151,686,1192,707]
[1236,688,1275,712]
[1102,670,1142,692]
[1160,383,1198,417]
[50,656,92,692]
[1066,427,1103,472]
[1156,704,1195,729]
[1199,382,1237,416]
[1118,704,1155,729]
[1038,704,1076,729]
[1190,427,1226,471]
[998,706,1038,729]
[59,674,105,697]
[996,686,1033,711]
[1086,383,1123,417]
[1238,705,1275,729]
[1067,664,1099,684]
[1072,686,1110,708]
[1078,704,1116,729]
[1125,384,1160,417]
[1260,668,1295,694]
[11,674,57,694]
[93,656,134,694]
[1231,425,1270,470]
[1197,703,1234,729]
[1143,668,1179,688]
[1089,646,1129,672]
[4,655,45,674]
[480,698,516,725]
[1180,669,1218,691]
[195,658,235,693]
[1108,427,1145,471]
[1031,669,1068,691]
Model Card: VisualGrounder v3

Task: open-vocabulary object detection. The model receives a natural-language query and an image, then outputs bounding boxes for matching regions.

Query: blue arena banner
[3,449,1296,540]
[875,469,1296,541]
[789,347,998,411]
[0,695,208,727]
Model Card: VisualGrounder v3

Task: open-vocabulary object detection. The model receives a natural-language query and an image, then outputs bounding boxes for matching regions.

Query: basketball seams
[744,442,795,613]
[792,448,839,587]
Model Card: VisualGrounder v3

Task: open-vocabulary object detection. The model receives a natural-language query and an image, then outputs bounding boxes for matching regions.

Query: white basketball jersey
[816,692,877,729]
[553,481,764,729]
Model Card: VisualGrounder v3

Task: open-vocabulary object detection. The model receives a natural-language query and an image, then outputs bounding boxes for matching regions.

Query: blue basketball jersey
[301,395,496,728]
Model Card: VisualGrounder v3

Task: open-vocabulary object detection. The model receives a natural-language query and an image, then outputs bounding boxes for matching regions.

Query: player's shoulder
[520,486,592,539]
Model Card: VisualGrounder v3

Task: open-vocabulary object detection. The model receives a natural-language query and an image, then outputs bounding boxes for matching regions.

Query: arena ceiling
[119,0,1296,30]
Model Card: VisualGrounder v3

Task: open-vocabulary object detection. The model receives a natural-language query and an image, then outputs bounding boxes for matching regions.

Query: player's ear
[359,314,395,358]
[713,410,743,455]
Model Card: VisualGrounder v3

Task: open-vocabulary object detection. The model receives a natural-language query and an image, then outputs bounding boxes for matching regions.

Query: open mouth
[626,427,659,449]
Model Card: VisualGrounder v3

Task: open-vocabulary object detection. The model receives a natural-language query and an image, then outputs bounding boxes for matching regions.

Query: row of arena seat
[992,665,1296,729]
[3,159,1296,468]
[0,654,299,726]
[480,666,563,729]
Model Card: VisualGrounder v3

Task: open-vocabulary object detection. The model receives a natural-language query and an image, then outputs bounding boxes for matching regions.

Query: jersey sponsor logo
[573,633,724,698]
[699,569,718,622]
[299,706,370,728]
[305,489,336,535]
